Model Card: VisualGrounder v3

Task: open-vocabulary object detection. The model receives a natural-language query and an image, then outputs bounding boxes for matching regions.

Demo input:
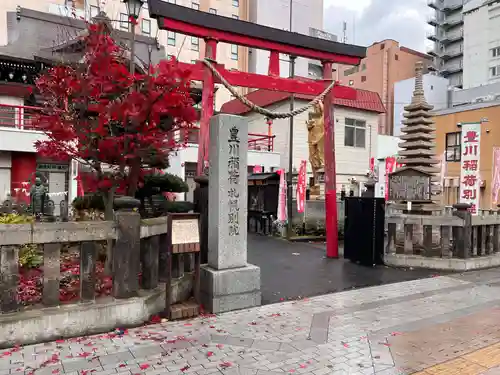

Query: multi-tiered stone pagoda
[388,61,441,213]
[398,61,440,176]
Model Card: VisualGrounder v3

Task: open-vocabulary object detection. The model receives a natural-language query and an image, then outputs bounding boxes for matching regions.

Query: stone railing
[1,197,69,221]
[0,202,200,315]
[385,204,500,270]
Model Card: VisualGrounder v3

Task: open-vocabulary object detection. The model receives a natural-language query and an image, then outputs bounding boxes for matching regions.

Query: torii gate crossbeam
[147,0,367,259]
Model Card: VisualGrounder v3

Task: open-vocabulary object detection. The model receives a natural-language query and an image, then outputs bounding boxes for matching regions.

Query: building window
[167,31,176,46]
[120,13,129,30]
[361,75,366,82]
[344,118,366,148]
[232,0,239,7]
[492,47,500,57]
[445,132,461,162]
[395,54,399,60]
[491,65,500,77]
[90,5,99,18]
[141,19,151,35]
[209,8,217,14]
[231,44,238,60]
[344,66,359,76]
[380,43,385,50]
[191,36,199,51]
[192,1,199,9]
[232,14,239,19]
[361,63,366,70]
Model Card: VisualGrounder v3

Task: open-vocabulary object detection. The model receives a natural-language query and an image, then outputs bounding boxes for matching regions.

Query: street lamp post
[122,0,144,74]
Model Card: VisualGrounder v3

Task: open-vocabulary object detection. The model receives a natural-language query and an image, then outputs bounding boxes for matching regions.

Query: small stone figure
[30,177,47,217]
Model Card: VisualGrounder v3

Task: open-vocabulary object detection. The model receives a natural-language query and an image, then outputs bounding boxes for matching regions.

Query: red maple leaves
[33,22,196,197]
[17,258,113,304]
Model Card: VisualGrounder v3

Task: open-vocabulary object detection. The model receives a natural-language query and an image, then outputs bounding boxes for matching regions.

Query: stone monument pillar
[200,114,261,313]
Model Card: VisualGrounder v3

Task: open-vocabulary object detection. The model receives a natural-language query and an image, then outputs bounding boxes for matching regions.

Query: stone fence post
[453,203,472,259]
[112,196,141,299]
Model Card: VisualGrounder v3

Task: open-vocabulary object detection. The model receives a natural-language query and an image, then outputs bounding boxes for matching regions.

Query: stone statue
[30,177,47,216]
[306,102,325,196]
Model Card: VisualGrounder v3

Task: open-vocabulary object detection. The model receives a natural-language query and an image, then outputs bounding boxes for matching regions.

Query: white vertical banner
[459,123,481,215]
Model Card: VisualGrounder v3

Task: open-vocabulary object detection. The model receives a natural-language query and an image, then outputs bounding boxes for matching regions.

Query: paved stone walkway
[4,269,500,374]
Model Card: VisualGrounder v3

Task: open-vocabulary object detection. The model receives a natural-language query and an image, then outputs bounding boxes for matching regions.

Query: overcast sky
[324,0,430,53]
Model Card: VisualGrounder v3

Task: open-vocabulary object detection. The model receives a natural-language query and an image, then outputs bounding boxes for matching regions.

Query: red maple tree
[33,22,196,216]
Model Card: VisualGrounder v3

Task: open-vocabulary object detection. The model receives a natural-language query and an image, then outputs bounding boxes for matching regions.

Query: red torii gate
[147,0,366,258]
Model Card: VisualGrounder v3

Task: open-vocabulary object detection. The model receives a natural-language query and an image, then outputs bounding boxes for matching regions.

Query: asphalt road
[247,234,452,304]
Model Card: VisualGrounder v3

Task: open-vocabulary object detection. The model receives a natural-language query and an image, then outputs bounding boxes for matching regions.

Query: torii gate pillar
[322,62,338,258]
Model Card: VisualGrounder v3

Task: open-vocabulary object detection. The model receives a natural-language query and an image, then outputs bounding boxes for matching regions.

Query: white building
[220,89,385,193]
[248,0,325,79]
[393,74,450,136]
[374,135,401,199]
[463,0,500,89]
[168,135,281,201]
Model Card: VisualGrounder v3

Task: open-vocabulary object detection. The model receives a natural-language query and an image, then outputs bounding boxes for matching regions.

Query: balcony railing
[443,3,463,13]
[180,127,275,152]
[442,30,464,45]
[428,0,463,13]
[440,61,463,76]
[427,0,438,10]
[248,133,275,152]
[0,104,42,130]
[441,46,463,61]
[427,16,439,27]
[1,104,277,152]
[426,31,439,42]
[442,18,464,29]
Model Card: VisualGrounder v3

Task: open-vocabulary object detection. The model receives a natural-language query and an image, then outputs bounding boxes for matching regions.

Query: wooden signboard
[165,213,201,320]
[388,167,432,202]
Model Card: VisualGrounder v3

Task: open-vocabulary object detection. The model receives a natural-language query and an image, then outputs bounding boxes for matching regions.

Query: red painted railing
[0,103,42,130]
[180,127,275,152]
[248,133,275,152]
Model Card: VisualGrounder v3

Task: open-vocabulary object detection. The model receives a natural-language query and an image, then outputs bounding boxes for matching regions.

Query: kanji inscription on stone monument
[227,126,241,236]
[207,114,248,270]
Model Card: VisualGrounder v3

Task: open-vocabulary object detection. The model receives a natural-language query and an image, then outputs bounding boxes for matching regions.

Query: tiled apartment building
[336,40,433,136]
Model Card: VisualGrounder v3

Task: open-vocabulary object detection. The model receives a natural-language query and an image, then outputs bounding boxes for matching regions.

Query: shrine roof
[220,88,386,115]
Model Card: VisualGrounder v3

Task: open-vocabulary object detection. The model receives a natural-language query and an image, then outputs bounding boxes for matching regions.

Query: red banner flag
[297,160,307,213]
